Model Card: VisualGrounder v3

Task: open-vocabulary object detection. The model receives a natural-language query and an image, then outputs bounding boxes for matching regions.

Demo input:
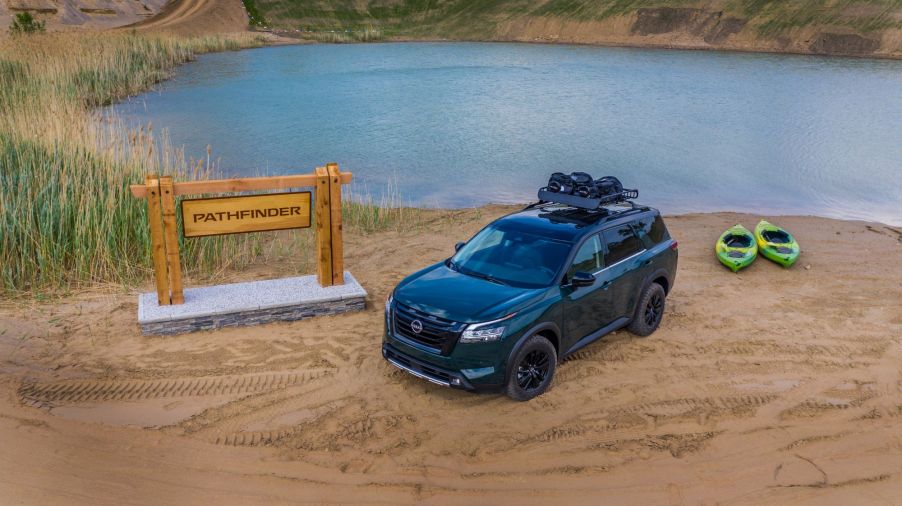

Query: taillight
[670,240,679,250]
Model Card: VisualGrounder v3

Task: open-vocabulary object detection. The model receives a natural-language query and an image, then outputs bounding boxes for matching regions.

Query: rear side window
[633,214,670,248]
[567,234,603,279]
[602,225,643,266]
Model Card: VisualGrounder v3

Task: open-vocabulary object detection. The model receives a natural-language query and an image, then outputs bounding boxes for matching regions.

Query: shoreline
[1,209,899,302]
[262,30,902,61]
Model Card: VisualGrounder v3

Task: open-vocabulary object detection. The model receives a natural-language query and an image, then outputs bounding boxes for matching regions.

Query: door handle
[639,259,651,267]
[601,280,612,290]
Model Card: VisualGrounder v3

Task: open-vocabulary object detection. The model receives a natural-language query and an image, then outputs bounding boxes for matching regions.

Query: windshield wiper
[467,270,510,286]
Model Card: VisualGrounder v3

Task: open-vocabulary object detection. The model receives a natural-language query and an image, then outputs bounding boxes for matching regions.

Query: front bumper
[382,344,476,390]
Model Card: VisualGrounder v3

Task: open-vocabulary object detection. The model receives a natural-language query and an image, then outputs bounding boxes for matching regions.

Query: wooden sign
[181,192,311,238]
[131,165,350,305]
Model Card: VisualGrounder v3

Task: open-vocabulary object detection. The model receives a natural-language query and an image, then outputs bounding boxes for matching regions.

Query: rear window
[633,214,670,247]
[602,225,644,265]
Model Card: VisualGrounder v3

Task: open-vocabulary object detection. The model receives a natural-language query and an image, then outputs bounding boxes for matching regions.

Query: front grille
[392,302,464,354]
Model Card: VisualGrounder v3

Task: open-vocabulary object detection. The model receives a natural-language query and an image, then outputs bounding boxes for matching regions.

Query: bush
[9,12,45,35]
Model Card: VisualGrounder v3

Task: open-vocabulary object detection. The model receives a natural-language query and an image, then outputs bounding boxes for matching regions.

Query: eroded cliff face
[631,7,746,45]
[488,6,901,58]
[809,32,882,56]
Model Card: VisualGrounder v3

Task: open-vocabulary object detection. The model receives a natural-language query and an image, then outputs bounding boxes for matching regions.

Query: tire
[627,282,666,337]
[504,335,557,401]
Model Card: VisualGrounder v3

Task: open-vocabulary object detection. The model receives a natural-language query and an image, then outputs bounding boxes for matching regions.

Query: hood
[393,262,544,323]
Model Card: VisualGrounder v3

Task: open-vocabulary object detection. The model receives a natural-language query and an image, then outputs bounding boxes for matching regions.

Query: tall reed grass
[343,179,421,233]
[0,32,420,296]
[0,32,266,295]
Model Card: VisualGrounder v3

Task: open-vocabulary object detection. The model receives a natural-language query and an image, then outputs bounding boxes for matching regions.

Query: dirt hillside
[0,0,248,35]
[1,209,901,504]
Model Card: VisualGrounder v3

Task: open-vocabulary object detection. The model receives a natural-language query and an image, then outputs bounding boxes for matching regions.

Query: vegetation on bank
[9,12,45,35]
[242,0,268,27]
[294,26,385,43]
[251,0,902,43]
[0,33,266,294]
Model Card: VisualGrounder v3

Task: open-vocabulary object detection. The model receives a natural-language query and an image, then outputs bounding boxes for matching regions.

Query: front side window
[451,224,572,288]
[602,225,643,266]
[567,234,603,280]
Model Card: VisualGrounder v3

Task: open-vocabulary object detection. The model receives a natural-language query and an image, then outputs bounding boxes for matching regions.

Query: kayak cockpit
[761,230,791,244]
[724,234,752,248]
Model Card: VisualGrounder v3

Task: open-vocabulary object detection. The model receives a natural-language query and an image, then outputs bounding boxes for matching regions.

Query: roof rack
[535,187,639,211]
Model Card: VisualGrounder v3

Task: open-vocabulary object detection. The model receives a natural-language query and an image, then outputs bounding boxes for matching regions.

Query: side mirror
[454,241,466,252]
[570,271,595,289]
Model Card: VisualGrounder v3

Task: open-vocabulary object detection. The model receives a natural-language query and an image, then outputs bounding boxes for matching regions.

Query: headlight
[459,313,516,344]
[385,294,394,333]
[460,325,505,343]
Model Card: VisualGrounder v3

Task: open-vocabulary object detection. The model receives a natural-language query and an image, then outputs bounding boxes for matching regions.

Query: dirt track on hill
[1,209,902,504]
[123,0,248,35]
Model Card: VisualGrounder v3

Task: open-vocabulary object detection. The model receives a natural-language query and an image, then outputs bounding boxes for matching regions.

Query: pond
[111,42,902,224]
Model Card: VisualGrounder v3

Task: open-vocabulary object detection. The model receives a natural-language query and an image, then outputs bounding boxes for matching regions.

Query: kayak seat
[727,251,746,258]
[724,235,752,248]
[775,246,793,254]
[761,230,791,244]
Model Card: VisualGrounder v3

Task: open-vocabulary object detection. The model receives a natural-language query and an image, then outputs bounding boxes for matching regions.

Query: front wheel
[627,282,666,337]
[505,335,557,401]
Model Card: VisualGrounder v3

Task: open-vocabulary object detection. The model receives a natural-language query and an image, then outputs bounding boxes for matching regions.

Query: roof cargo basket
[536,173,638,211]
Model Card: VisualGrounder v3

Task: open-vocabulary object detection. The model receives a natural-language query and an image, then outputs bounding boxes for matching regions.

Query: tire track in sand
[18,370,332,408]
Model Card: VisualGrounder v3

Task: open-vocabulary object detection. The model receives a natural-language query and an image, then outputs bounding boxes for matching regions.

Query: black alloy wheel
[627,282,666,337]
[644,291,664,327]
[517,349,551,390]
[505,335,557,401]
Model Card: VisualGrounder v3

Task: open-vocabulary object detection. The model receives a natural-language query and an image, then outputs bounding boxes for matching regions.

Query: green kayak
[754,220,800,268]
[715,224,757,272]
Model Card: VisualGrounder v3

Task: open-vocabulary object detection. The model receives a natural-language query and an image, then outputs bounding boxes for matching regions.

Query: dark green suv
[382,202,677,400]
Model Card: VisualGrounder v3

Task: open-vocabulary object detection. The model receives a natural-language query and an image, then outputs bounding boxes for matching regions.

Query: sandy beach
[1,208,900,504]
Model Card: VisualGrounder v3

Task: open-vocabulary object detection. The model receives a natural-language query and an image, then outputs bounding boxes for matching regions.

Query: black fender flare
[643,267,672,294]
[503,321,562,385]
[626,267,672,320]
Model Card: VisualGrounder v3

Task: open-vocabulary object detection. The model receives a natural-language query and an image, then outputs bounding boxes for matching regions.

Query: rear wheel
[627,282,666,337]
[505,335,556,401]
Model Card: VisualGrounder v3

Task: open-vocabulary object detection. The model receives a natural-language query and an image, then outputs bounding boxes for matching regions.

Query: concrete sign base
[138,272,366,335]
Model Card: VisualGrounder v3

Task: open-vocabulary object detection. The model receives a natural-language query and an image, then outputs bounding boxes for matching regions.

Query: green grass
[342,182,422,233]
[242,0,269,26]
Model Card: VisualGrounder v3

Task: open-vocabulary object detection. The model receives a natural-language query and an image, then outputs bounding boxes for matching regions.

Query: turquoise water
[111,43,902,224]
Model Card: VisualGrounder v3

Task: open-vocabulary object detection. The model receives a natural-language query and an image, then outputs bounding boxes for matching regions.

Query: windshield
[449,224,571,288]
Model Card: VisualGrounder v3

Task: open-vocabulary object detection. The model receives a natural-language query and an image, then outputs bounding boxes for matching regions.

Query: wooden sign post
[131,164,352,306]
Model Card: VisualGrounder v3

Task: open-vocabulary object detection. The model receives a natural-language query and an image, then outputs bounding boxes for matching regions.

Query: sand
[1,208,901,504]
